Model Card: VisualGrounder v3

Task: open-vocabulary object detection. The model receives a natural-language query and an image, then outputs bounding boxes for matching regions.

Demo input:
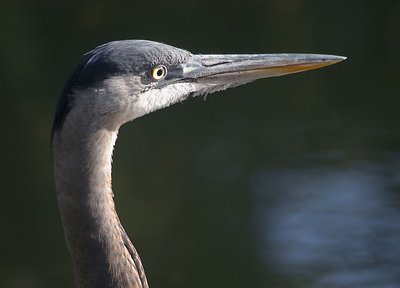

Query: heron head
[52,40,345,135]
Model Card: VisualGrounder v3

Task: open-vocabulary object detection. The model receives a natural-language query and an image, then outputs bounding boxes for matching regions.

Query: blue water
[252,155,400,287]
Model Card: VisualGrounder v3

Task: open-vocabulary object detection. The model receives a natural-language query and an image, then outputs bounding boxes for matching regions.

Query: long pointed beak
[182,53,346,85]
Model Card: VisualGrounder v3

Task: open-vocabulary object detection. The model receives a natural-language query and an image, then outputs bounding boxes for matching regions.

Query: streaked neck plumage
[53,92,148,288]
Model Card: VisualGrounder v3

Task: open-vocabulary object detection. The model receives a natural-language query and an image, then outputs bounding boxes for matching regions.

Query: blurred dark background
[1,0,400,287]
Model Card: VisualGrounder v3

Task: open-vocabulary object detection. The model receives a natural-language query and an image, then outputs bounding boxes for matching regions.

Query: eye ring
[151,65,167,80]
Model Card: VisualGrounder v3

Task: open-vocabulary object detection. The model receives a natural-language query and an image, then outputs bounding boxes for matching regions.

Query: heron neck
[53,115,147,288]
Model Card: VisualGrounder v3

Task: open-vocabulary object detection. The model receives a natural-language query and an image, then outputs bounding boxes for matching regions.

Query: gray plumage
[52,40,345,288]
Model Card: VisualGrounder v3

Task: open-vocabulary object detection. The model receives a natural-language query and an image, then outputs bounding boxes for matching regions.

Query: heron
[51,40,345,288]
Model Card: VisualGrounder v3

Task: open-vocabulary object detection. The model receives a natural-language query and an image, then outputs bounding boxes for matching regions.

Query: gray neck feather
[53,103,148,288]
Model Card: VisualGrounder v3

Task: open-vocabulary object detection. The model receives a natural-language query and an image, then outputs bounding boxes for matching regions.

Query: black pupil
[156,68,163,77]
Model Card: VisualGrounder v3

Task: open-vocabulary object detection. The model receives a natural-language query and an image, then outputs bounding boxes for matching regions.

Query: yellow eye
[151,65,167,80]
